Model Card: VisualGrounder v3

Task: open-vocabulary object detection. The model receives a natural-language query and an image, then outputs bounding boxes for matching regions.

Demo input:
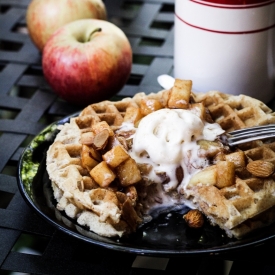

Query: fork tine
[227,132,275,146]
[227,124,275,146]
[229,124,275,135]
[225,124,275,146]
[229,128,275,138]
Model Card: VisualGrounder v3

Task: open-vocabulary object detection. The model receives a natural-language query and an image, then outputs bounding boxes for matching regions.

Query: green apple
[26,0,107,51]
[42,19,132,106]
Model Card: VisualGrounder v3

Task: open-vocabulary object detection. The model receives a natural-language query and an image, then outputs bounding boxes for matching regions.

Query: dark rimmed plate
[17,114,275,256]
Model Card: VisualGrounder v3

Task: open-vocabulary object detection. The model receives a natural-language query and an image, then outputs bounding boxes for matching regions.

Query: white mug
[174,0,275,103]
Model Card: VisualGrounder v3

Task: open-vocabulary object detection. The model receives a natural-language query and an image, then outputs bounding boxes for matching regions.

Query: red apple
[42,19,132,106]
[26,0,107,52]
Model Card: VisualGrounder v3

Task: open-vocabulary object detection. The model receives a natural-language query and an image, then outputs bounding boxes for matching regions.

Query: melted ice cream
[118,107,225,213]
[130,108,224,191]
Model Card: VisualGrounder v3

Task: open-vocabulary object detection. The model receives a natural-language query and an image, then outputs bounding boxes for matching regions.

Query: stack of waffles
[46,79,275,239]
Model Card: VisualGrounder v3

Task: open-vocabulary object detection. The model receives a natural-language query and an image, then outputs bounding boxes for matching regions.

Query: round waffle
[46,79,275,239]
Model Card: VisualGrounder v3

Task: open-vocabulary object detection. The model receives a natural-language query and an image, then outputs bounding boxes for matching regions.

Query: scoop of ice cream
[129,108,224,191]
[132,108,204,164]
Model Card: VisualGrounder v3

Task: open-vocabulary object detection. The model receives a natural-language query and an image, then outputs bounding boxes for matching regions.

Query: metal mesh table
[1,1,275,274]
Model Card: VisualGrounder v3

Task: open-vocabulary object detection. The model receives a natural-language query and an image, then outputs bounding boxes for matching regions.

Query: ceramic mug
[174,0,275,103]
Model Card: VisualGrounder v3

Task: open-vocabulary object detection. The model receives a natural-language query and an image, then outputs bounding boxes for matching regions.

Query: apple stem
[88,28,102,41]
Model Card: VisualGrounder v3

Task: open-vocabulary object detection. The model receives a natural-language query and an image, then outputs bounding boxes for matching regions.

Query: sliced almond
[92,129,109,150]
[246,160,274,178]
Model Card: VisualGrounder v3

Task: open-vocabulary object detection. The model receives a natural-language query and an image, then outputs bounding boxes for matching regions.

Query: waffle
[193,90,275,132]
[46,98,143,237]
[185,142,275,238]
[46,79,275,239]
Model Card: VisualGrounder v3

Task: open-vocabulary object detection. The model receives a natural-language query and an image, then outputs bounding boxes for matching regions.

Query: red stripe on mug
[191,0,275,8]
[175,13,275,33]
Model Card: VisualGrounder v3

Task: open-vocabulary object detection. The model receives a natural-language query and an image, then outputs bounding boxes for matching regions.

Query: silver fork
[227,124,275,147]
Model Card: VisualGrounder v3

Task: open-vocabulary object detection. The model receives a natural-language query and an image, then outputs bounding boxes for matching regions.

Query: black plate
[17,114,275,256]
